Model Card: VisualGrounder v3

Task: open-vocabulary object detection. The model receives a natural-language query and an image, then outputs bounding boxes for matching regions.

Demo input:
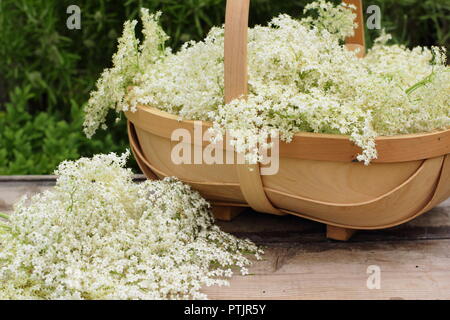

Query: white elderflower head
[0,152,262,299]
[83,1,450,165]
[302,0,357,40]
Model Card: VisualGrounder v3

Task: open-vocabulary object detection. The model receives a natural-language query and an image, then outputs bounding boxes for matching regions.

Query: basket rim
[131,103,450,140]
[126,104,450,163]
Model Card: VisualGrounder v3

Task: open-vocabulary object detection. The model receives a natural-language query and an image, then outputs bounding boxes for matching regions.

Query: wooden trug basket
[126,0,450,240]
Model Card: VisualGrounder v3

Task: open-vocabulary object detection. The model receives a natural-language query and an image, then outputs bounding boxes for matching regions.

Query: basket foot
[326,225,356,241]
[212,206,246,221]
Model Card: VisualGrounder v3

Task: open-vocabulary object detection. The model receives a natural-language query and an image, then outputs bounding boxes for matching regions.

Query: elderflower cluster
[0,152,261,300]
[83,11,169,138]
[83,0,450,164]
[302,0,357,39]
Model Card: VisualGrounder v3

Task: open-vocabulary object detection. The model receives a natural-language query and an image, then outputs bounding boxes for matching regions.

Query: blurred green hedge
[0,0,449,174]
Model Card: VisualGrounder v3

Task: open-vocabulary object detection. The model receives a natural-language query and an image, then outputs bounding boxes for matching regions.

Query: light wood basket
[125,0,450,240]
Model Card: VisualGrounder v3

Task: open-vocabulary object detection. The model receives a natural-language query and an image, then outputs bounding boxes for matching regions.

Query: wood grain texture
[237,163,283,215]
[267,156,444,229]
[224,0,249,104]
[343,0,366,54]
[326,225,356,241]
[420,154,450,212]
[128,121,159,180]
[263,158,422,203]
[202,240,450,299]
[212,205,246,221]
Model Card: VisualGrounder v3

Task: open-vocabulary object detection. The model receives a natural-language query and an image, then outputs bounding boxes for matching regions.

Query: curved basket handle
[343,0,366,57]
[224,0,250,104]
[224,0,366,103]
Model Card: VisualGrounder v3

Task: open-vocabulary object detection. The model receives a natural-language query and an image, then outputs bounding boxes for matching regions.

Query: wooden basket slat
[127,107,450,163]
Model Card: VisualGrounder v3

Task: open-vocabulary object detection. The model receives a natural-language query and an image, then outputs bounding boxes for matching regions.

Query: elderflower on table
[0,152,262,300]
[83,0,450,164]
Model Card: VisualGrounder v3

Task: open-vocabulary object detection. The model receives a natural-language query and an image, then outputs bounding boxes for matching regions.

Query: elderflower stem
[0,224,11,233]
[0,212,10,220]
[405,71,435,95]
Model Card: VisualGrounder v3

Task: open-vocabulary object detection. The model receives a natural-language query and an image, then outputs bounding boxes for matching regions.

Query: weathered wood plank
[203,240,450,299]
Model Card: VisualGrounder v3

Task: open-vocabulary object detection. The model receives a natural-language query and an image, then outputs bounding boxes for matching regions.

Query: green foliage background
[0,0,449,174]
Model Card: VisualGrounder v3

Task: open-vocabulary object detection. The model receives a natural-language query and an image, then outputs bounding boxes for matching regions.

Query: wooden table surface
[1,175,449,300]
